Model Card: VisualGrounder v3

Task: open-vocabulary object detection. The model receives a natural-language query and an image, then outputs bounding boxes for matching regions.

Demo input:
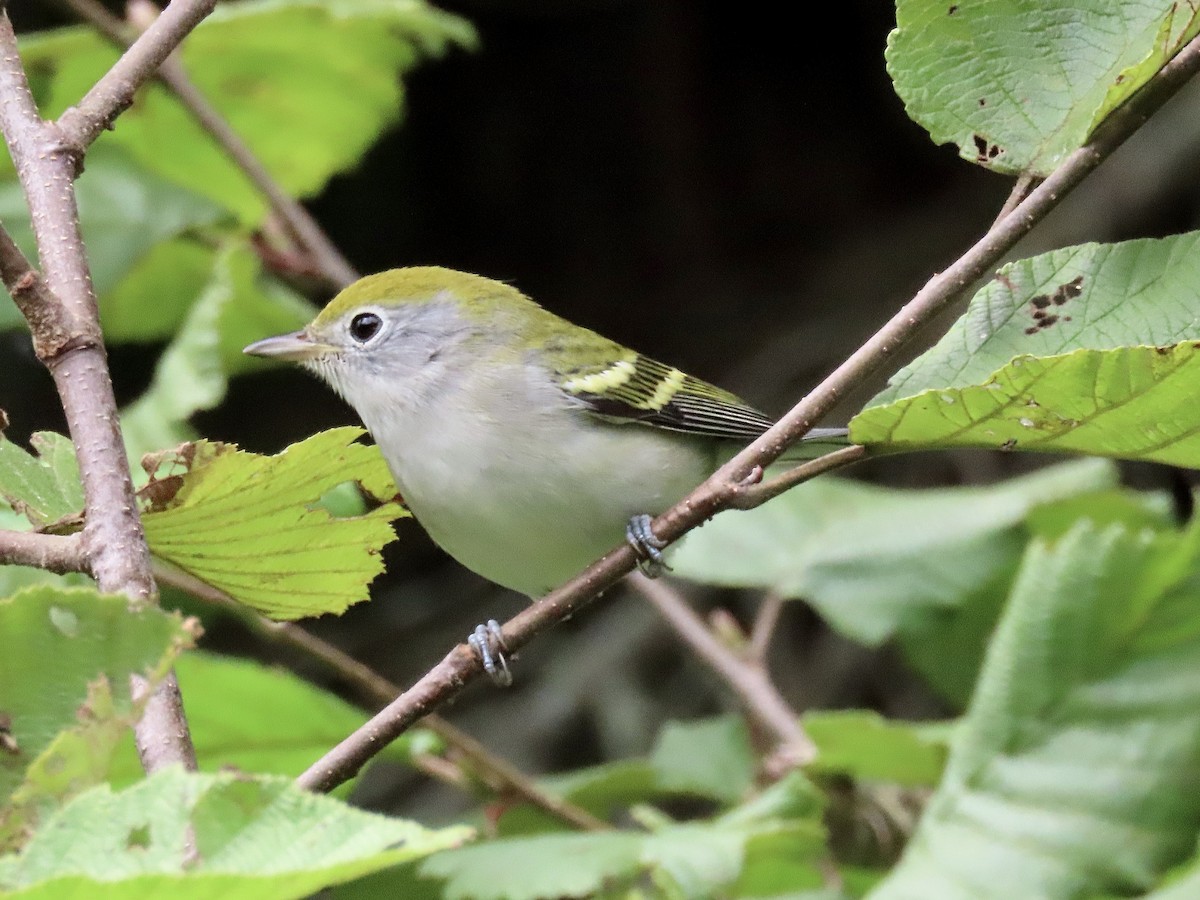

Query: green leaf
[886,1,1200,175]
[0,680,135,853]
[0,145,225,334]
[650,716,756,805]
[853,234,1200,466]
[0,585,193,831]
[0,768,471,899]
[140,427,405,619]
[869,522,1200,899]
[100,238,217,343]
[120,243,313,460]
[856,343,1200,466]
[422,810,829,900]
[105,652,413,786]
[0,429,83,529]
[18,0,474,224]
[803,711,946,788]
[869,236,1200,406]
[671,458,1116,645]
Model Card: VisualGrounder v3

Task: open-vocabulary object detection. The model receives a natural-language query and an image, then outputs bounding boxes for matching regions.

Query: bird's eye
[348,312,382,343]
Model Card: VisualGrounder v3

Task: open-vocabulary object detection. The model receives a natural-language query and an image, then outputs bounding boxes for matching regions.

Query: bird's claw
[468,619,513,687]
[626,513,670,578]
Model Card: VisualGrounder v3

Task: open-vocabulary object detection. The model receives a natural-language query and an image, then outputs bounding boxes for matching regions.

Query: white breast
[352,361,714,596]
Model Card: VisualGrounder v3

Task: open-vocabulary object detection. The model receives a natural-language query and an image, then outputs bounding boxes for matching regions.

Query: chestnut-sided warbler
[245,267,845,613]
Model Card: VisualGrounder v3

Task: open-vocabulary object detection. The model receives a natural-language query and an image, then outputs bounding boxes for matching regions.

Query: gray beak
[243,330,332,362]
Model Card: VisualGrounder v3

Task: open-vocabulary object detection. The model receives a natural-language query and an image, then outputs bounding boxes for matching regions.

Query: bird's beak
[243,330,333,362]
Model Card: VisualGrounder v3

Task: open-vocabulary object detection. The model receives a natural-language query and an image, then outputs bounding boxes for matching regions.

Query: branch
[56,0,218,151]
[0,531,87,573]
[151,562,608,831]
[628,574,815,768]
[0,5,208,773]
[58,0,358,290]
[294,32,1200,795]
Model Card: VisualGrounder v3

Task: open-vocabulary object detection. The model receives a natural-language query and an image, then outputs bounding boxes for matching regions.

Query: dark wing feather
[559,353,774,441]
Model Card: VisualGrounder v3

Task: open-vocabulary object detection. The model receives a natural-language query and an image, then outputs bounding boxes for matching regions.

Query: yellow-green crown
[314,266,535,327]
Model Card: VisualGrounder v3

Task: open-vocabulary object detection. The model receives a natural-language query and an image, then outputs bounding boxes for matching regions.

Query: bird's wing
[556,349,775,441]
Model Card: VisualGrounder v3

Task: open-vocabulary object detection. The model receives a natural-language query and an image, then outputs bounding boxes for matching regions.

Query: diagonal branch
[628,574,815,769]
[0,2,216,774]
[294,31,1200,794]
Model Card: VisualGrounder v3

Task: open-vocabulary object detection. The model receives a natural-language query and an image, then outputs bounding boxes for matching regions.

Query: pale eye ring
[349,312,382,343]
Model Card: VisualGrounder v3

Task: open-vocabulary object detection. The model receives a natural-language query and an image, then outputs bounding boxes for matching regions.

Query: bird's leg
[468,619,513,686]
[626,513,670,578]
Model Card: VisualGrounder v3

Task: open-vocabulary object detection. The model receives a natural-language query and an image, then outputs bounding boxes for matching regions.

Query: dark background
[8,0,1200,822]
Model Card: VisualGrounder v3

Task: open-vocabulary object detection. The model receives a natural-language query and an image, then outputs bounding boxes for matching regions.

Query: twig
[0,531,87,573]
[151,561,609,831]
[749,592,784,667]
[57,0,358,290]
[293,32,1200,795]
[55,0,217,151]
[629,574,815,767]
[0,3,211,773]
[992,173,1041,227]
[725,444,869,510]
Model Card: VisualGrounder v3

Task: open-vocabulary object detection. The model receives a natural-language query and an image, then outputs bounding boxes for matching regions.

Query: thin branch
[56,0,217,151]
[749,592,785,667]
[151,561,609,831]
[725,445,869,510]
[0,6,203,773]
[293,32,1200,795]
[57,0,358,290]
[992,173,1041,227]
[629,574,815,767]
[0,531,87,573]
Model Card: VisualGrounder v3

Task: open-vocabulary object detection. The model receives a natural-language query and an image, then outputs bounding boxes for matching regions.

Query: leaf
[17,0,475,224]
[671,458,1116,645]
[0,430,83,529]
[0,145,225,334]
[0,768,470,899]
[870,236,1200,406]
[650,716,756,805]
[803,711,946,788]
[868,522,1200,899]
[140,427,405,619]
[0,585,194,830]
[853,234,1200,467]
[421,811,828,900]
[856,343,1200,466]
[105,652,419,787]
[886,1,1200,175]
[0,681,136,853]
[120,242,313,461]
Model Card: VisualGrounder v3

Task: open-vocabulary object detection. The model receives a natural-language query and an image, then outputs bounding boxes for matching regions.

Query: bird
[245,267,847,680]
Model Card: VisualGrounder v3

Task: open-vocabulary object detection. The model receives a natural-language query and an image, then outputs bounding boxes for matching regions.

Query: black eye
[348,312,382,343]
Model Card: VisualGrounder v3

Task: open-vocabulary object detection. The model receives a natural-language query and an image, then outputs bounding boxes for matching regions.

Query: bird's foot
[626,513,670,578]
[468,619,513,687]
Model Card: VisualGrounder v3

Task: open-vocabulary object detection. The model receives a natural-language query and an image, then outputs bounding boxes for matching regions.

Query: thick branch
[295,33,1200,794]
[56,0,218,151]
[0,531,87,573]
[0,6,204,772]
[628,574,815,767]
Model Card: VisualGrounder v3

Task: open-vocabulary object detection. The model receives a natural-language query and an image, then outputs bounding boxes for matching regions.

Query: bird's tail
[778,426,852,462]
